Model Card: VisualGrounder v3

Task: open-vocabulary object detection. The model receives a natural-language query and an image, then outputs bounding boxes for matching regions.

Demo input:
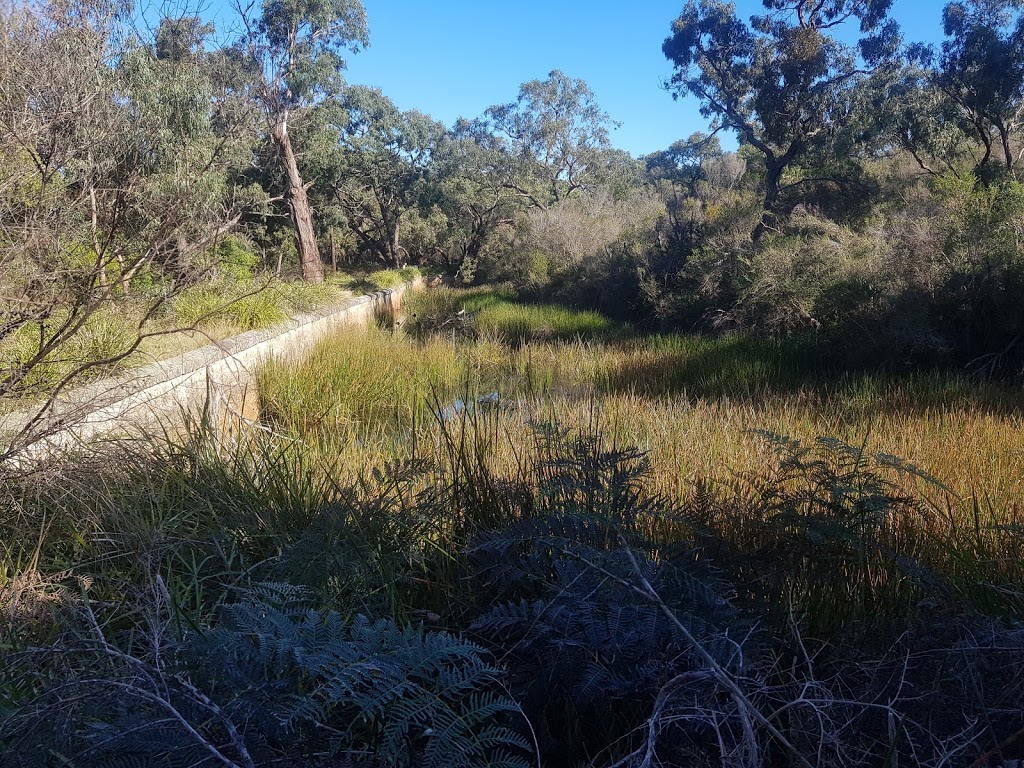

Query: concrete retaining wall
[1,279,421,459]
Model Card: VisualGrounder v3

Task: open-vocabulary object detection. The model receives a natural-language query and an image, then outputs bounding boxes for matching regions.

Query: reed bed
[253,298,1024,644]
[257,316,1024,517]
[4,291,1023,765]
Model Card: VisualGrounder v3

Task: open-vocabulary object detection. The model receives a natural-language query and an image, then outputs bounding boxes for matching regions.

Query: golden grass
[256,319,1024,519]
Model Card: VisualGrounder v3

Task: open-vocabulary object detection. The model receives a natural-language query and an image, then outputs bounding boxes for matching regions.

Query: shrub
[172,283,288,331]
[214,235,261,282]
[1,587,533,768]
[550,246,646,322]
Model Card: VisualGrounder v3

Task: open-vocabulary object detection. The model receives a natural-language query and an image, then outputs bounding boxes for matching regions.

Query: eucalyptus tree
[663,0,899,239]
[431,118,522,274]
[155,15,213,62]
[119,17,260,283]
[862,61,973,175]
[645,133,728,258]
[592,146,648,200]
[0,1,249,461]
[320,86,445,267]
[238,0,368,282]
[646,133,725,197]
[928,0,1024,174]
[485,70,618,209]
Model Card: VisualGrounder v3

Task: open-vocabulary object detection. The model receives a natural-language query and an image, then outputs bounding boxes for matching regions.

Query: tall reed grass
[258,307,1024,515]
[3,287,1023,767]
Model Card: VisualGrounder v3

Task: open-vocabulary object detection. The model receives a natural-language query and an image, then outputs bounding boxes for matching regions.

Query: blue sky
[207,0,947,157]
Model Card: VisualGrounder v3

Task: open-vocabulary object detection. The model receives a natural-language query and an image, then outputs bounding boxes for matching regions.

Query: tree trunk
[997,121,1014,173]
[88,181,108,289]
[390,216,402,268]
[973,118,994,173]
[465,218,487,265]
[752,162,783,242]
[272,118,323,284]
[114,251,131,295]
[379,214,402,268]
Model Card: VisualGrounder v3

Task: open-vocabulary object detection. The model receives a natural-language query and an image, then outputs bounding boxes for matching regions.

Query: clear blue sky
[206,0,947,157]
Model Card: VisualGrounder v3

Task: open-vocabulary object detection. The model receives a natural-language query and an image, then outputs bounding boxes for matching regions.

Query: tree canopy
[933,0,1024,172]
[240,0,369,282]
[485,70,619,209]
[663,0,899,238]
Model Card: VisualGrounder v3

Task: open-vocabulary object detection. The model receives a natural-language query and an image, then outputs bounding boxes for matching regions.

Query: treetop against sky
[194,0,944,157]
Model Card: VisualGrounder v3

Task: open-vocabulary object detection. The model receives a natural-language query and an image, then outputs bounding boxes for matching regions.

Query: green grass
[172,282,291,331]
[4,286,1024,766]
[366,265,422,289]
[343,266,423,293]
[255,287,1024,618]
[476,300,616,342]
[260,290,1024,510]
[404,285,619,344]
[1,269,425,414]
[0,305,143,398]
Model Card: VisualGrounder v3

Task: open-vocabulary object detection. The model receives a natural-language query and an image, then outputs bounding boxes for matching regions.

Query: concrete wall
[1,280,421,460]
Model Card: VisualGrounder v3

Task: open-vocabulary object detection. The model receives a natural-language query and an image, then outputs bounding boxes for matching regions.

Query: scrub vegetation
[4,0,1024,765]
[4,289,1023,766]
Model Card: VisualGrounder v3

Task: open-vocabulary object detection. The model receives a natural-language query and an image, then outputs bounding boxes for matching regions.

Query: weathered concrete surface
[1,280,421,459]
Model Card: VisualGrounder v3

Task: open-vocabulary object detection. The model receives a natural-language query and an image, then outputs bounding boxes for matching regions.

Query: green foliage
[275,279,337,311]
[2,346,1024,766]
[268,228,301,274]
[258,324,466,434]
[316,86,445,267]
[663,0,899,234]
[700,429,965,633]
[931,0,1024,173]
[254,0,368,106]
[0,306,140,394]
[226,289,289,330]
[7,0,1024,758]
[430,119,522,275]
[469,426,737,763]
[214,235,262,281]
[172,283,288,331]
[184,591,532,768]
[475,301,616,345]
[1,587,531,767]
[484,70,617,207]
[72,308,140,367]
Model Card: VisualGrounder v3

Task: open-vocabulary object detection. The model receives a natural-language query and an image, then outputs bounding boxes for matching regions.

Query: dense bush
[549,170,1024,377]
[1,588,532,767]
[3,403,1022,766]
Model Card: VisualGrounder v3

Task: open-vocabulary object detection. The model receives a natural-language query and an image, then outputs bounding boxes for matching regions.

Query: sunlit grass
[404,285,619,343]
[250,294,1024,635]
[3,287,1022,729]
[2,286,1021,767]
[257,297,1024,516]
[0,269,426,414]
